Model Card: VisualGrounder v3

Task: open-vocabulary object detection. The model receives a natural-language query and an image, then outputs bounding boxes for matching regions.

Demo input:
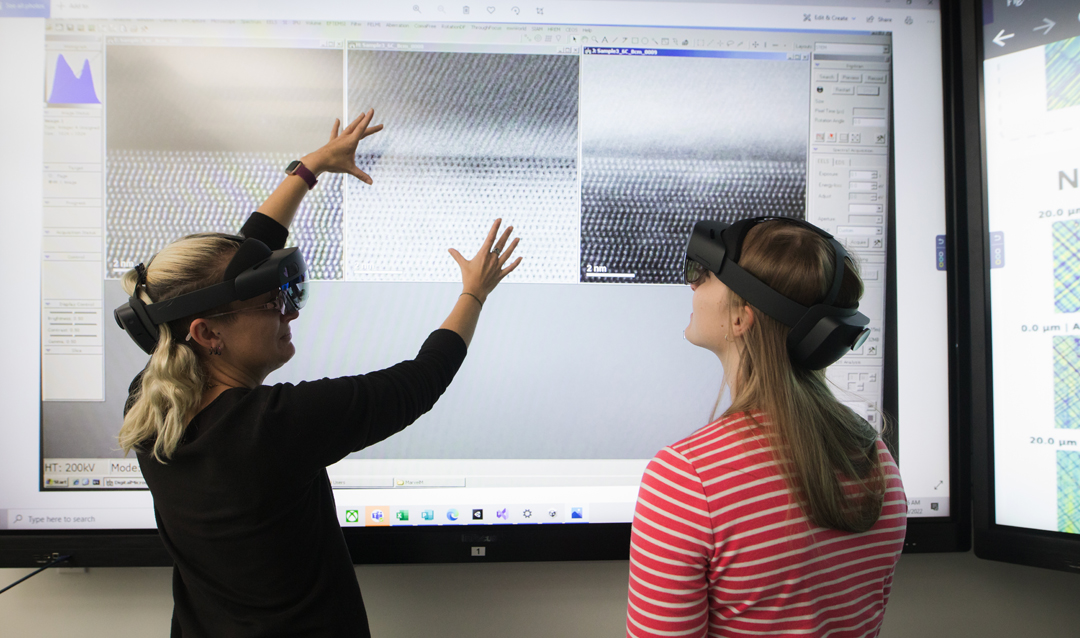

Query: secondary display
[985,28,1080,536]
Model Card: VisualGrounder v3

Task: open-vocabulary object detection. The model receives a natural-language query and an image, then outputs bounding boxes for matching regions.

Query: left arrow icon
[993,30,1015,47]
[1034,18,1055,35]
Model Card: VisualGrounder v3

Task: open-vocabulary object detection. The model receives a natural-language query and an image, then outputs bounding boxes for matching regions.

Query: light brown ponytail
[724,220,886,533]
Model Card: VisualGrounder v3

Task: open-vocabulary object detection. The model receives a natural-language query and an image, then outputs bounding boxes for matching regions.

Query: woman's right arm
[256,110,382,232]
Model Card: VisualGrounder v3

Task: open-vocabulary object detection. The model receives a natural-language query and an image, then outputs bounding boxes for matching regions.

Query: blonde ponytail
[117,234,239,462]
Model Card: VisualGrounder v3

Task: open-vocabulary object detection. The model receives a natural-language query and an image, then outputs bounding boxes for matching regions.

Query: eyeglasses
[203,289,288,319]
[684,258,709,285]
[184,290,289,343]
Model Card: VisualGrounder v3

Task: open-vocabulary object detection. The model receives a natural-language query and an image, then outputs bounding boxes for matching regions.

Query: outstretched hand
[303,109,383,184]
[449,219,522,303]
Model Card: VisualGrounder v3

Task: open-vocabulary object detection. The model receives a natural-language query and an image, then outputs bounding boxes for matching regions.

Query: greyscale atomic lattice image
[579,54,809,284]
[105,46,345,280]
[345,51,580,283]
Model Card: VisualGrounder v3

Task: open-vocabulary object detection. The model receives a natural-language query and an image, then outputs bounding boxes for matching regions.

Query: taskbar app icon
[413,507,438,525]
[365,506,390,527]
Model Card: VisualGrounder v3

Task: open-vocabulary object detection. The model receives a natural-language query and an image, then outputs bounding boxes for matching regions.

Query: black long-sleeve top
[133,214,468,637]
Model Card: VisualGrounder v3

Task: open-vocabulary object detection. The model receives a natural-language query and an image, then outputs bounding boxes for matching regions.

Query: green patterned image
[1054,337,1080,429]
[1053,222,1080,313]
[1059,450,1080,533]
[1047,35,1080,111]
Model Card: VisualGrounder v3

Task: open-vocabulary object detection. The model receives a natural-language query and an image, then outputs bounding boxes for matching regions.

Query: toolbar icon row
[342,505,588,526]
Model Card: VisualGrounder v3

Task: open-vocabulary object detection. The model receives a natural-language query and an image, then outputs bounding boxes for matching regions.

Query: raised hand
[448,219,522,304]
[302,109,384,184]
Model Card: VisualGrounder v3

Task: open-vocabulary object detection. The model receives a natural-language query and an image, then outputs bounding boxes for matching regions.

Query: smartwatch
[285,160,318,190]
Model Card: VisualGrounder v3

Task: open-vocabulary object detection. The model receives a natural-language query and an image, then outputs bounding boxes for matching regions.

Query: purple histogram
[48,54,100,104]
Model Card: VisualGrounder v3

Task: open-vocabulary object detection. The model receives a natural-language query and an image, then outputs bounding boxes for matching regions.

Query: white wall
[1,551,1079,637]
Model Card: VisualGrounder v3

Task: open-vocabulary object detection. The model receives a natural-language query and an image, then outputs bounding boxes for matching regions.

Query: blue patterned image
[1059,450,1080,534]
[1054,336,1080,429]
[1053,222,1080,312]
[1047,36,1080,111]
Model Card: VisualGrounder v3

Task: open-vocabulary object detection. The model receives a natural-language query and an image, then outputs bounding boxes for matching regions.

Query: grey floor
[2,550,1079,637]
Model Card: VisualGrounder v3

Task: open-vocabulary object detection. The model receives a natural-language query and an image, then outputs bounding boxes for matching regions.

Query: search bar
[4,509,156,530]
[815,43,889,55]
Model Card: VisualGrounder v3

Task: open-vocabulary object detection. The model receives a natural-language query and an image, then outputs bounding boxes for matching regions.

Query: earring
[209,345,222,356]
[725,333,733,342]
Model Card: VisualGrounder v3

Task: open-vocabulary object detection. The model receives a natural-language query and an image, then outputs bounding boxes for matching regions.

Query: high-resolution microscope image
[1054,336,1080,430]
[105,46,345,280]
[1053,221,1080,313]
[1047,35,1080,112]
[345,51,580,283]
[1059,450,1080,533]
[579,55,809,284]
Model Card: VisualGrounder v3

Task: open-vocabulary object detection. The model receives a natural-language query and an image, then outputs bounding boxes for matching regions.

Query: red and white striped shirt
[627,412,907,638]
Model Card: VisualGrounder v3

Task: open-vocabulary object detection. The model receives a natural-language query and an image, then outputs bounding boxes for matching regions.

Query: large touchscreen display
[0,0,950,533]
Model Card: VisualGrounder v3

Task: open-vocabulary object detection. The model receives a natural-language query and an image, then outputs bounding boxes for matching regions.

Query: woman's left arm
[256,109,383,230]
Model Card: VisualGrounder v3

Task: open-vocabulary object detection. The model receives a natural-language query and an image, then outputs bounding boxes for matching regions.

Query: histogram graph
[46,51,101,105]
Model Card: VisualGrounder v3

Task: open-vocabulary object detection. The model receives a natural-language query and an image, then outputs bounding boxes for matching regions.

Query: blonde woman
[116,110,520,637]
[627,217,906,638]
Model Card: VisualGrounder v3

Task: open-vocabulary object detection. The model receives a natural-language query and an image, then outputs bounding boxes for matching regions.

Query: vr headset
[685,217,870,370]
[114,236,308,355]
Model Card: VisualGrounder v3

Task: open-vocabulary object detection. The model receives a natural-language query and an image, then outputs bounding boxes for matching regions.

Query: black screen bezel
[966,0,1080,573]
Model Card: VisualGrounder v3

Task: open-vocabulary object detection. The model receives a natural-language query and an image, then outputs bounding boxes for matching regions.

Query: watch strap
[285,160,318,190]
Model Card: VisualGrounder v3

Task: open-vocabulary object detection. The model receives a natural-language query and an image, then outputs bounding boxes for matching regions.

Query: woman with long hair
[116,110,521,637]
[627,217,906,637]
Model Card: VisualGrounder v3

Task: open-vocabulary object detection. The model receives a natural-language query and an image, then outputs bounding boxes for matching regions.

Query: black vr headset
[114,235,308,355]
[685,217,870,370]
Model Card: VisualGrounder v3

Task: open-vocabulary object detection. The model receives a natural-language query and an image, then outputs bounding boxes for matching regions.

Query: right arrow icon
[993,29,1015,47]
[1034,18,1055,35]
